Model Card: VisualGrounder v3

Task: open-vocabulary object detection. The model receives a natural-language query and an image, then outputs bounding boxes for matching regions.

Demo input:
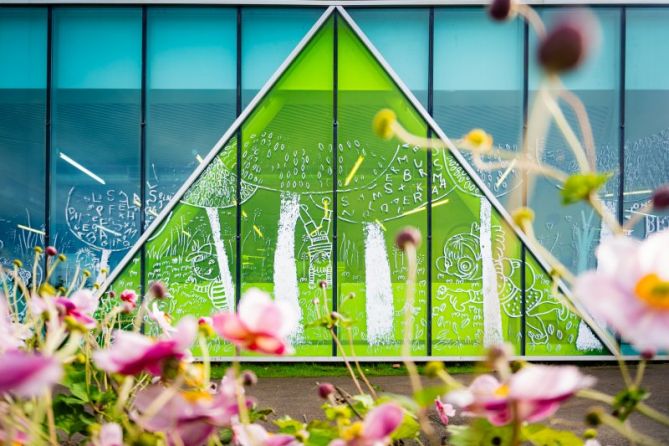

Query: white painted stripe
[59,152,106,185]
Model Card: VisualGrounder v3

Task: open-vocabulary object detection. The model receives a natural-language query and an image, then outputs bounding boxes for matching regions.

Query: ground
[241,363,669,444]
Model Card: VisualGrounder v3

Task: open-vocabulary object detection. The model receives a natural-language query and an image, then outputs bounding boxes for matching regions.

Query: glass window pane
[240,18,334,357]
[625,9,669,239]
[350,8,429,106]
[528,8,620,278]
[0,8,47,282]
[337,17,428,356]
[433,8,525,200]
[146,7,237,226]
[51,8,142,285]
[241,7,324,108]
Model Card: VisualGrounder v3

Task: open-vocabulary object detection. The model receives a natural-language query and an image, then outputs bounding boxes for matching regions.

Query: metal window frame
[96,4,621,361]
[4,1,669,6]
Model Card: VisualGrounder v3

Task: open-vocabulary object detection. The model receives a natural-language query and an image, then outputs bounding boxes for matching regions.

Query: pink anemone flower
[329,403,404,446]
[575,229,669,352]
[233,423,299,446]
[93,316,196,376]
[0,350,62,397]
[434,399,456,425]
[212,288,296,355]
[90,423,123,446]
[0,295,30,353]
[55,289,99,329]
[134,371,247,446]
[446,365,594,426]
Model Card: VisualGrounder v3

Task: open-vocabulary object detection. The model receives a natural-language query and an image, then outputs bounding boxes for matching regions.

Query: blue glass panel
[0,8,47,281]
[241,7,323,107]
[51,8,142,285]
[146,7,237,224]
[433,7,524,199]
[625,9,669,240]
[528,8,621,274]
[350,8,429,106]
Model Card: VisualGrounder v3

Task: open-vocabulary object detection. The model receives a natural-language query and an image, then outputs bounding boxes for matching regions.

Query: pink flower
[330,403,404,446]
[575,229,669,351]
[233,423,298,446]
[93,317,196,376]
[91,423,123,446]
[446,366,594,426]
[149,302,176,334]
[0,350,62,397]
[120,290,138,310]
[56,290,99,329]
[212,289,296,355]
[434,399,455,425]
[135,371,245,446]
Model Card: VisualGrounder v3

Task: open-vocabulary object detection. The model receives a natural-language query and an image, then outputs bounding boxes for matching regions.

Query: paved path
[249,364,669,444]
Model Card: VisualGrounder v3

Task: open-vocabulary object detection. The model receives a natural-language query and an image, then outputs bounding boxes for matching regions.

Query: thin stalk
[635,359,647,388]
[472,153,569,183]
[558,86,597,170]
[599,411,666,446]
[516,4,546,38]
[232,361,250,424]
[198,333,211,388]
[330,327,364,395]
[623,200,653,232]
[114,376,135,415]
[346,326,377,398]
[31,250,41,297]
[44,391,57,446]
[589,193,625,235]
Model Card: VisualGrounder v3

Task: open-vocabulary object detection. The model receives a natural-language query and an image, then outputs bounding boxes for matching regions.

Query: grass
[210,362,476,379]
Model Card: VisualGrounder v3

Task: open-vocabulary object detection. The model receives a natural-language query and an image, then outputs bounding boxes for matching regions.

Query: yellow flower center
[342,422,364,441]
[181,390,213,403]
[463,129,493,152]
[635,274,669,310]
[494,384,510,397]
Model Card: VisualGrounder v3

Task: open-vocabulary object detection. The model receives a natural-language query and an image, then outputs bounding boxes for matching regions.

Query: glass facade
[0,5,662,358]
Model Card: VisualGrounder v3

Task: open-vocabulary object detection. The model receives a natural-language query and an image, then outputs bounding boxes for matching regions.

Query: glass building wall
[0,4,663,357]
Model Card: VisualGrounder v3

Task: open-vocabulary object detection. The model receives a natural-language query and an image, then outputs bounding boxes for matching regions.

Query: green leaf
[523,424,584,446]
[275,416,306,434]
[560,173,611,205]
[447,419,514,446]
[305,421,339,446]
[391,413,420,440]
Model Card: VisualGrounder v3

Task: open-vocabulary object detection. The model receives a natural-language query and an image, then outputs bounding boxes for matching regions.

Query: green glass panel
[145,138,238,357]
[240,18,334,357]
[336,18,428,356]
[524,252,608,356]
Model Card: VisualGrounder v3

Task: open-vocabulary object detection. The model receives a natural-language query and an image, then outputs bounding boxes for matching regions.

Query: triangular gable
[102,6,615,358]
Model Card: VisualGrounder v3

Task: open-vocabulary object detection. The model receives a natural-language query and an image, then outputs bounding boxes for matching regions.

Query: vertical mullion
[616,6,626,350]
[236,6,242,310]
[45,6,52,275]
[426,6,434,357]
[140,6,147,298]
[520,19,529,356]
[332,13,339,357]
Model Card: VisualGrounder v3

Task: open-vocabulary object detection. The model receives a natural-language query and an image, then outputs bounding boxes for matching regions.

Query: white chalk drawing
[300,197,333,286]
[480,199,503,348]
[273,193,303,341]
[364,221,394,345]
[65,187,140,284]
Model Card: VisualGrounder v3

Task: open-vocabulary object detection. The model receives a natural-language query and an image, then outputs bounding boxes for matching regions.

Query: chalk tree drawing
[364,221,393,345]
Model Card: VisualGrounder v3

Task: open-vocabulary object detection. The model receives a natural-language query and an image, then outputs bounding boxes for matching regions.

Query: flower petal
[363,403,404,441]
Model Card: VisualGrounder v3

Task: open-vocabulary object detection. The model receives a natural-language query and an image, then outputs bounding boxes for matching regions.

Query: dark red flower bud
[488,0,514,21]
[318,382,335,399]
[242,370,258,386]
[45,246,58,257]
[651,185,669,210]
[318,280,328,289]
[395,227,422,251]
[538,12,596,74]
[149,281,168,299]
[641,350,655,360]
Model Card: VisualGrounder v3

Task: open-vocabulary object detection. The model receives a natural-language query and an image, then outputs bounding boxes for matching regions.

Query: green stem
[199,333,211,388]
[330,327,364,395]
[232,361,250,424]
[346,326,377,398]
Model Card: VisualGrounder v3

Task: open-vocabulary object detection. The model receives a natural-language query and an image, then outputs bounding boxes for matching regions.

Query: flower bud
[39,282,57,297]
[318,382,336,399]
[651,184,669,210]
[538,12,596,74]
[641,349,655,360]
[512,207,535,229]
[12,259,23,268]
[58,254,67,262]
[488,0,515,21]
[395,226,422,251]
[45,246,58,257]
[83,269,91,278]
[120,289,137,304]
[242,370,258,386]
[424,361,444,378]
[34,246,43,254]
[585,410,602,427]
[583,428,598,440]
[318,280,328,289]
[149,281,168,299]
[462,129,493,153]
[561,173,610,205]
[372,109,396,140]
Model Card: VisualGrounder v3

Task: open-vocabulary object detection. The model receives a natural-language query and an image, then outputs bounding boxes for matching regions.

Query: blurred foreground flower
[435,399,456,425]
[134,373,244,446]
[213,288,296,355]
[94,316,196,376]
[0,296,30,352]
[575,229,669,351]
[0,350,62,397]
[538,10,598,74]
[55,289,99,329]
[330,403,404,446]
[233,423,299,446]
[446,365,594,426]
[91,423,123,446]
